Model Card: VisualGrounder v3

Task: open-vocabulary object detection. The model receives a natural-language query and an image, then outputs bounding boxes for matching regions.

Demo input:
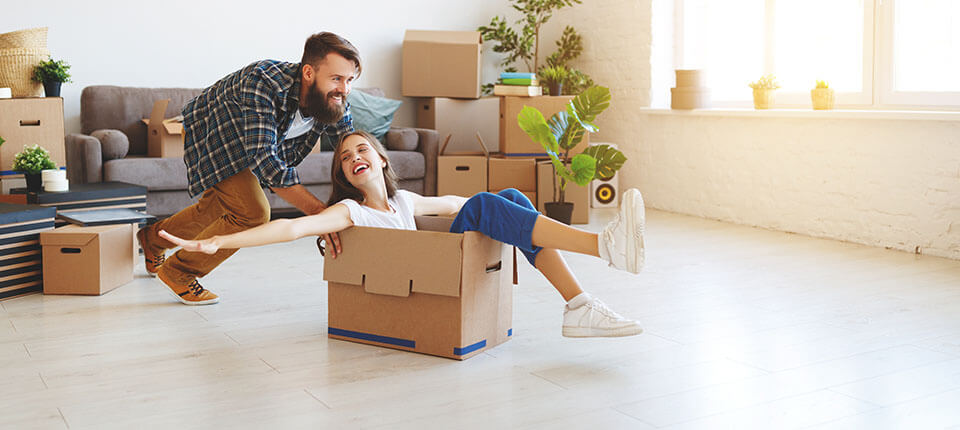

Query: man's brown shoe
[136,226,165,277]
[157,270,220,305]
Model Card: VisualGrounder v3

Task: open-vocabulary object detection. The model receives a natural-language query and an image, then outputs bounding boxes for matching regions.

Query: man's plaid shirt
[181,60,353,197]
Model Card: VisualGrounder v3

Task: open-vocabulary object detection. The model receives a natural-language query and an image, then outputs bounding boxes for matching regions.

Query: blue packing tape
[328,327,415,349]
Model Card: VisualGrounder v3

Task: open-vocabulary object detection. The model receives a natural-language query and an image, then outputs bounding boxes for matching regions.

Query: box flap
[39,226,100,247]
[404,30,481,45]
[323,225,463,297]
[439,132,489,157]
[161,120,183,135]
[148,99,169,130]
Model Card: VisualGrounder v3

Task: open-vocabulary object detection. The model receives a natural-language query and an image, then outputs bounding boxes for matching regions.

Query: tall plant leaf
[582,144,627,180]
[567,153,597,187]
[517,106,558,153]
[570,86,611,130]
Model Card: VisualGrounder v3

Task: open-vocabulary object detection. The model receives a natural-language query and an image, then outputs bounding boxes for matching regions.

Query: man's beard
[301,85,345,124]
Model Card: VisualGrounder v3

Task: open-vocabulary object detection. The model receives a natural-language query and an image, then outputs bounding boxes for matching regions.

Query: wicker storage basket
[0,27,48,50]
[0,47,50,97]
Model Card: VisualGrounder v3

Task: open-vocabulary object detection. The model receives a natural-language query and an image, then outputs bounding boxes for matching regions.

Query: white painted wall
[1,0,511,134]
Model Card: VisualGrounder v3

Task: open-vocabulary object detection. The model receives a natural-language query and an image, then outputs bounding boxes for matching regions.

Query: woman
[161,131,646,338]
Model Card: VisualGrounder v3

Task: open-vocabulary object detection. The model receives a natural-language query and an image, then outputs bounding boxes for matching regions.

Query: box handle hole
[485,261,502,273]
[20,120,41,127]
[455,166,470,171]
[60,248,81,254]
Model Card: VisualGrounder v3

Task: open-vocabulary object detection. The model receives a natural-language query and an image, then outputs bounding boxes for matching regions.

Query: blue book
[500,72,536,80]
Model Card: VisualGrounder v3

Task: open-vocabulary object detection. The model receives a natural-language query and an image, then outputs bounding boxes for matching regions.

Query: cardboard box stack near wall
[0,203,56,301]
[488,157,537,203]
[415,97,499,154]
[402,30,482,99]
[141,99,184,158]
[437,134,489,198]
[499,95,587,157]
[323,216,514,360]
[0,98,66,178]
[536,160,590,224]
[40,223,134,295]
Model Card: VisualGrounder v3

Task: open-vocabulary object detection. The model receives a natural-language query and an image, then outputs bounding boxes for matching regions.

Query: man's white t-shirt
[284,109,315,140]
[336,190,417,230]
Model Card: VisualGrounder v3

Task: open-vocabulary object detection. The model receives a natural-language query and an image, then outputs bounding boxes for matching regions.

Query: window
[666,0,959,109]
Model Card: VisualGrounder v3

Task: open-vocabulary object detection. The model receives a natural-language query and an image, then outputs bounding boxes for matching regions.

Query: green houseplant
[478,0,594,95]
[517,85,626,223]
[13,144,56,191]
[32,57,72,97]
[538,65,570,96]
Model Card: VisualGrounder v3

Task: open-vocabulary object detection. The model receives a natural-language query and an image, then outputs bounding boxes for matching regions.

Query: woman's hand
[159,230,220,255]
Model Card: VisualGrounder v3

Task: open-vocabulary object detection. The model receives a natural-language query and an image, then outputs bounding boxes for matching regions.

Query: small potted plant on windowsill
[32,57,72,98]
[811,80,835,110]
[13,144,56,192]
[749,74,780,109]
[517,85,627,224]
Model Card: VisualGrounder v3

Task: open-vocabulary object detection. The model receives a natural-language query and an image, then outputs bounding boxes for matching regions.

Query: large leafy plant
[478,0,594,95]
[517,86,626,203]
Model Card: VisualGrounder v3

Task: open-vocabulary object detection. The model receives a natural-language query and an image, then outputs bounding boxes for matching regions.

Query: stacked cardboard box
[499,95,587,157]
[437,135,489,198]
[141,99,184,158]
[40,223,134,295]
[402,30,482,99]
[0,202,55,300]
[0,98,66,178]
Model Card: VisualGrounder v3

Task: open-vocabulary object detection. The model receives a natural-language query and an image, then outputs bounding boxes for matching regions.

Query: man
[136,32,359,305]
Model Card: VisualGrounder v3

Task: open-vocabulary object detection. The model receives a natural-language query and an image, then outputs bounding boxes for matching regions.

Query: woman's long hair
[326,130,399,206]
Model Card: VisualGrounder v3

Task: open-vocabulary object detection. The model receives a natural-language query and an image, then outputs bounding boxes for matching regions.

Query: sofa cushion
[90,129,129,160]
[385,128,418,151]
[103,157,188,191]
[346,90,402,142]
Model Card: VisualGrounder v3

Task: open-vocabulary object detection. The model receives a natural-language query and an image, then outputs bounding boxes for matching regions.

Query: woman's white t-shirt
[336,190,417,230]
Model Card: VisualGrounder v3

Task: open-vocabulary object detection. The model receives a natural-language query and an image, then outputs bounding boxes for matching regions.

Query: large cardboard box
[438,135,489,198]
[0,98,66,177]
[323,216,514,360]
[415,97,498,154]
[40,223,134,295]
[402,30,482,99]
[141,99,184,158]
[488,156,537,192]
[536,160,590,224]
[499,95,589,157]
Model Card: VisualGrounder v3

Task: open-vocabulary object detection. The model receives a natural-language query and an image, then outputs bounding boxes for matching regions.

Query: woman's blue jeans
[449,189,543,265]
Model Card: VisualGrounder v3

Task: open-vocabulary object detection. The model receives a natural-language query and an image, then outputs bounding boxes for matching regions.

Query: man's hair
[301,32,362,77]
[327,130,398,207]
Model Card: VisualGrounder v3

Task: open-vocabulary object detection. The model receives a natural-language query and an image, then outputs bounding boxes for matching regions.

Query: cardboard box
[416,97,498,154]
[536,160,590,224]
[499,95,589,156]
[402,30,482,99]
[141,99,184,158]
[323,216,514,360]
[438,134,489,198]
[40,223,134,295]
[0,98,66,177]
[488,156,537,192]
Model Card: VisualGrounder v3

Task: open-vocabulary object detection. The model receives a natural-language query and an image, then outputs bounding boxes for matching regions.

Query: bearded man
[136,32,360,304]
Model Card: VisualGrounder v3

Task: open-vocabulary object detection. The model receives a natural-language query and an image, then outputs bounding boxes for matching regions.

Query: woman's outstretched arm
[159,203,354,254]
[409,193,468,216]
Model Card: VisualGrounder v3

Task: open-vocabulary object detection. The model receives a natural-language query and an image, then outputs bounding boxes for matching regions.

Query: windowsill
[638,107,960,121]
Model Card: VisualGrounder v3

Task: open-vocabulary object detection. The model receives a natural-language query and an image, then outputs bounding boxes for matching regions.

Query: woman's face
[339,134,386,189]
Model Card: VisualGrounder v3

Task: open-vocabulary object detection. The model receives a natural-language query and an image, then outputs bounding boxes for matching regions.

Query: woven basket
[0,47,50,97]
[0,27,48,50]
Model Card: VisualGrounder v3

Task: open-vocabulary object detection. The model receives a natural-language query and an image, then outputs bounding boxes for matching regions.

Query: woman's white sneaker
[597,188,645,274]
[562,295,643,338]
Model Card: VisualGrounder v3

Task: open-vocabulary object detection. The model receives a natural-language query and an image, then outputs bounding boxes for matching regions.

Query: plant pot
[42,81,61,97]
[547,82,563,96]
[544,202,574,225]
[752,88,775,109]
[24,173,42,192]
[811,88,835,110]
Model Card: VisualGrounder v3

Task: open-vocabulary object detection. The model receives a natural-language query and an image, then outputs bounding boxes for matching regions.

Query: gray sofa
[64,86,437,216]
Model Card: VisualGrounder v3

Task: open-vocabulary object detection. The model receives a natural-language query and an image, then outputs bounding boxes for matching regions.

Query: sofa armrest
[65,133,103,184]
[411,127,438,196]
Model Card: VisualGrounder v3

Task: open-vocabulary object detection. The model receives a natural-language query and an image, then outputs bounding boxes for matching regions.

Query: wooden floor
[2,208,960,429]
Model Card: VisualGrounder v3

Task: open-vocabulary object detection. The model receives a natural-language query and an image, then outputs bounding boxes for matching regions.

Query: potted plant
[538,65,570,96]
[32,57,72,98]
[13,144,56,192]
[749,74,780,109]
[517,85,627,224]
[811,80,835,110]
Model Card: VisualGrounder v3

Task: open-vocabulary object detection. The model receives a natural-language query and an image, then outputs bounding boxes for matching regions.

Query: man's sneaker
[597,188,645,274]
[157,270,220,305]
[136,226,165,277]
[562,296,643,338]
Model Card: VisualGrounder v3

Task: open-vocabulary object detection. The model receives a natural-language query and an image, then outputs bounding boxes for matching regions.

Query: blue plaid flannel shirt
[181,60,354,197]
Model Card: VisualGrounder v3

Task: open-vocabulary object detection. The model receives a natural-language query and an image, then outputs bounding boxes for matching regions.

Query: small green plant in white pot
[13,144,56,192]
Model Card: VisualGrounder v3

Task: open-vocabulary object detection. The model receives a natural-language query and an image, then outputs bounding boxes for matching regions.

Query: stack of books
[493,72,542,97]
